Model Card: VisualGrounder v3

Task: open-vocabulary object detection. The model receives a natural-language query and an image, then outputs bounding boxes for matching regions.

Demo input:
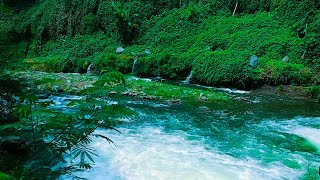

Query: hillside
[1,0,320,90]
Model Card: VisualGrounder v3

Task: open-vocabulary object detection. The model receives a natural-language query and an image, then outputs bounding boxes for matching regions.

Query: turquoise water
[56,90,320,180]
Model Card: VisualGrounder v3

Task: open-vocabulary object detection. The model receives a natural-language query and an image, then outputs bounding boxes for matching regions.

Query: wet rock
[0,136,31,154]
[121,91,130,96]
[167,99,181,105]
[116,47,125,54]
[282,56,289,63]
[199,93,208,101]
[249,55,258,68]
[38,93,49,99]
[109,91,117,95]
[52,86,64,92]
[234,97,250,103]
[142,95,155,100]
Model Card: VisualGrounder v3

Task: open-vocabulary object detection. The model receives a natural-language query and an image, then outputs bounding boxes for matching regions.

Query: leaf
[0,171,9,180]
[93,134,116,146]
[84,152,95,163]
[80,152,85,164]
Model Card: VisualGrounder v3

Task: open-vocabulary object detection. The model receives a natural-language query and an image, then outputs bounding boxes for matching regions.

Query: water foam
[66,126,300,180]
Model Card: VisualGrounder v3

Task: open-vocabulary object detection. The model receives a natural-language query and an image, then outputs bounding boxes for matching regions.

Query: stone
[142,95,155,100]
[234,97,250,103]
[199,93,208,101]
[249,55,258,68]
[109,91,117,95]
[282,56,289,63]
[0,136,31,154]
[121,91,130,96]
[38,93,49,99]
[116,47,125,54]
[167,99,181,105]
[52,86,64,92]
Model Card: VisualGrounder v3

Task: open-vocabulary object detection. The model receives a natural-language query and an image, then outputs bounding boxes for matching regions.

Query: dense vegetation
[0,0,320,178]
[1,0,319,90]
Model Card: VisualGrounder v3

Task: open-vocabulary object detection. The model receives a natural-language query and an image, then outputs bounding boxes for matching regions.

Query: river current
[52,85,320,180]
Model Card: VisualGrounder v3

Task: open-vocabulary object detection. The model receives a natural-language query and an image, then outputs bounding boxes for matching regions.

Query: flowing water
[53,87,320,180]
[183,71,193,84]
[132,59,138,75]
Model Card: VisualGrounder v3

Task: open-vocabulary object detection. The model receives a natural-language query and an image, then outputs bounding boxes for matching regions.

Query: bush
[259,60,313,86]
[135,57,159,77]
[93,53,134,74]
[193,50,260,89]
[307,86,320,100]
[26,33,118,73]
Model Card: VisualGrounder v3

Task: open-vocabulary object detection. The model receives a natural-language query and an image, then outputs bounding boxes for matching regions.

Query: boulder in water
[0,136,31,154]
[52,85,64,93]
[116,47,125,54]
[249,55,258,68]
[282,56,289,63]
[109,91,117,95]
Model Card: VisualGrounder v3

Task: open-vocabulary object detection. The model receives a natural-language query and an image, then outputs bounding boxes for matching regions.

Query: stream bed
[52,88,320,180]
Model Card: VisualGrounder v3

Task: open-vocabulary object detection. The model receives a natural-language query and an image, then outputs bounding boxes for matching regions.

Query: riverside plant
[0,72,133,179]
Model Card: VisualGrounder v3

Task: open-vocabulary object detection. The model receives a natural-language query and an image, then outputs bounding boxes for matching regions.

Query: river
[52,85,320,180]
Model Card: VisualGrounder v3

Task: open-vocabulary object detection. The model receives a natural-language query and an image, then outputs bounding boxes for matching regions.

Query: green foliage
[193,50,259,89]
[138,11,313,88]
[135,57,159,77]
[0,171,9,180]
[93,53,134,74]
[258,60,313,86]
[0,71,132,178]
[1,0,320,89]
[307,86,320,100]
[127,79,230,102]
[25,33,118,73]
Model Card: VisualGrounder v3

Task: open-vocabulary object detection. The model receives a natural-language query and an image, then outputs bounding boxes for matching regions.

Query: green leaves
[72,144,98,164]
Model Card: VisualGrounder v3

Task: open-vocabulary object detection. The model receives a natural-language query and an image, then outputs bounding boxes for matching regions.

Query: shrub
[259,60,313,86]
[192,50,260,89]
[93,53,134,74]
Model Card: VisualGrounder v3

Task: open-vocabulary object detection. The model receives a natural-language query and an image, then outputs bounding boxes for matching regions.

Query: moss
[307,86,320,100]
[93,53,134,74]
[258,60,313,86]
[126,79,230,102]
[193,50,260,89]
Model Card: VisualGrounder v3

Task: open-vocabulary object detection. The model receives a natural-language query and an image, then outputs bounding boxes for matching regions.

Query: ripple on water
[64,126,303,180]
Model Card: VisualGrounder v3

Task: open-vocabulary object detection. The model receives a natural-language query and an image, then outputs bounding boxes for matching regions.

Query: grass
[126,78,230,102]
[11,71,231,102]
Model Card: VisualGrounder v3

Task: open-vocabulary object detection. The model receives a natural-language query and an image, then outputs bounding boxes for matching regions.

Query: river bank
[1,70,320,179]
[10,71,320,103]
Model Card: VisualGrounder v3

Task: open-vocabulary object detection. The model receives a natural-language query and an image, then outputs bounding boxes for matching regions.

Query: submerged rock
[167,99,181,105]
[282,56,289,63]
[116,47,125,54]
[109,91,117,95]
[0,136,31,154]
[249,55,258,68]
[142,95,155,100]
[38,93,49,99]
[52,86,64,92]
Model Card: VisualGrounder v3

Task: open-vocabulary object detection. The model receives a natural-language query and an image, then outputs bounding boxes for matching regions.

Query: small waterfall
[183,71,193,84]
[87,64,93,74]
[132,58,138,74]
